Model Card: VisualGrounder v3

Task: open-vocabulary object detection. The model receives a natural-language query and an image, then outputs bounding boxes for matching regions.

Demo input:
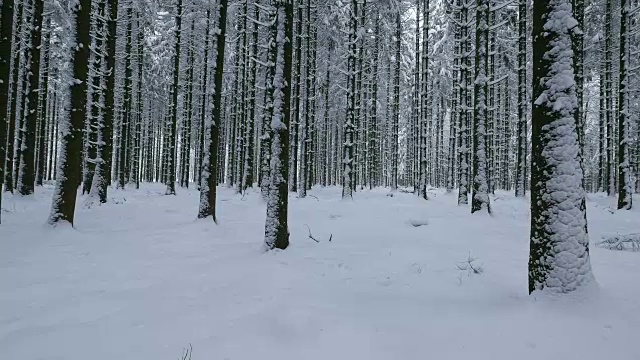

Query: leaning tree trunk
[528,0,593,294]
[48,0,91,225]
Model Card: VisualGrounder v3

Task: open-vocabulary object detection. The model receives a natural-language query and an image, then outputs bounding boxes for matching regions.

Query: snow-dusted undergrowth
[0,185,639,359]
[596,233,640,252]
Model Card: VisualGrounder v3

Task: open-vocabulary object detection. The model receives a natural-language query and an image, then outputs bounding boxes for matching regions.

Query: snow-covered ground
[1,184,639,360]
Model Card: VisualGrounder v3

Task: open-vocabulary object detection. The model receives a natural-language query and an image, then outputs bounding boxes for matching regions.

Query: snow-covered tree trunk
[290,2,303,193]
[241,1,259,192]
[457,0,470,205]
[48,0,91,225]
[198,0,228,221]
[132,11,144,189]
[260,4,276,200]
[342,0,357,198]
[368,12,379,189]
[471,0,491,214]
[83,0,106,194]
[598,52,606,192]
[617,0,632,210]
[419,0,430,200]
[118,4,133,189]
[515,0,527,197]
[198,9,212,190]
[264,0,292,251]
[166,0,183,195]
[528,0,593,294]
[91,0,119,203]
[604,0,615,196]
[5,0,25,194]
[36,18,51,187]
[0,0,14,222]
[17,0,45,195]
[391,10,401,191]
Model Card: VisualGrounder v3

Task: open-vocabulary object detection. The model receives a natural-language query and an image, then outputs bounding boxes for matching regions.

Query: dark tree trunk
[515,0,527,197]
[166,0,183,195]
[617,0,631,209]
[17,0,45,195]
[48,0,91,225]
[264,0,292,250]
[93,0,119,203]
[528,0,592,293]
[0,0,14,222]
[198,0,228,221]
[471,0,491,214]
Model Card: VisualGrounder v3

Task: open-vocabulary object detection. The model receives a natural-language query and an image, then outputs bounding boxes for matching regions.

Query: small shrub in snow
[596,234,640,252]
[457,253,483,285]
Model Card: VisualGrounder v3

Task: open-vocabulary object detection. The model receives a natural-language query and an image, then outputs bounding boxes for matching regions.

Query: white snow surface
[1,184,639,360]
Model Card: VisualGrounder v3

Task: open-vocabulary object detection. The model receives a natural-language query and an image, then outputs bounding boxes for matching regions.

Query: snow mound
[408,217,429,227]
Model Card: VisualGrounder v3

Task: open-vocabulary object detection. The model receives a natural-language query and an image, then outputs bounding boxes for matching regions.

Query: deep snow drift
[1,184,639,359]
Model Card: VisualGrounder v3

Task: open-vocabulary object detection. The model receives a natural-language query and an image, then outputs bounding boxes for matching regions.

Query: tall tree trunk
[528,0,593,294]
[5,0,24,194]
[48,0,91,225]
[290,2,303,193]
[515,0,527,197]
[17,0,45,195]
[264,0,292,250]
[0,0,14,222]
[242,1,259,192]
[92,0,119,203]
[133,11,144,189]
[342,0,357,198]
[166,0,183,195]
[198,0,228,221]
[391,10,401,191]
[198,9,212,190]
[260,5,277,200]
[471,0,491,214]
[118,5,133,189]
[617,0,632,210]
[36,18,51,187]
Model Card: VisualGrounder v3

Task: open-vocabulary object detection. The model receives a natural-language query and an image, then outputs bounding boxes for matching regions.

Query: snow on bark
[471,0,491,214]
[264,1,291,251]
[48,0,91,226]
[198,0,228,221]
[528,0,594,294]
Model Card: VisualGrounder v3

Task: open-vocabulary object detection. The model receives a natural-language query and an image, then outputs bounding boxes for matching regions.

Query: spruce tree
[528,0,593,293]
[198,0,228,221]
[264,0,293,250]
[48,0,91,225]
[0,0,15,223]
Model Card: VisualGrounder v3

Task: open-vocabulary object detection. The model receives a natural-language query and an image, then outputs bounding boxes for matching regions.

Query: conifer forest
[1,0,640,358]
